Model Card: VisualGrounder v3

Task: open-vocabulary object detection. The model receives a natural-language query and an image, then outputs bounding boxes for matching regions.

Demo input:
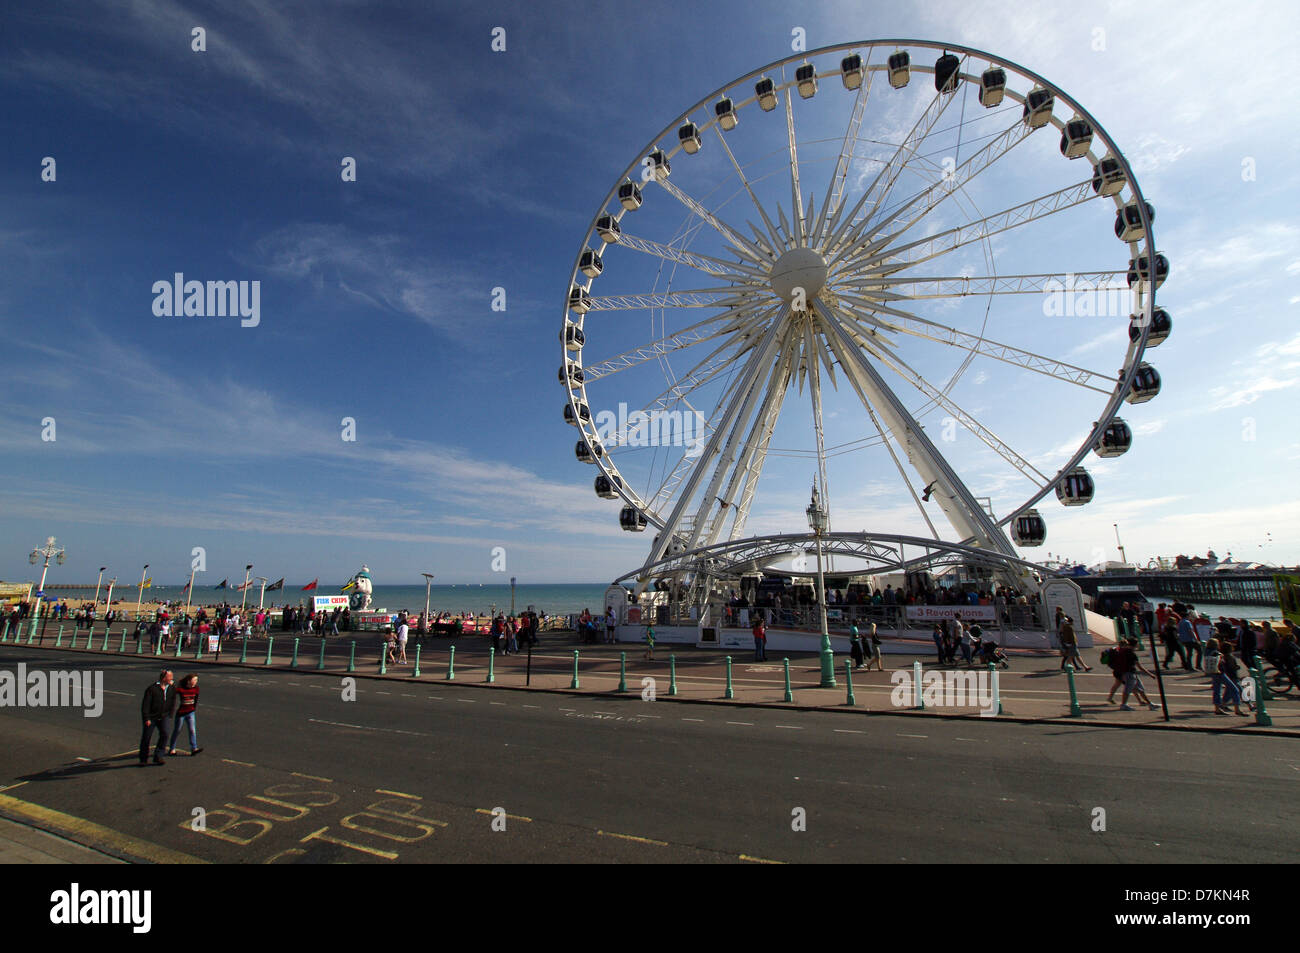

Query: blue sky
[2,0,1298,587]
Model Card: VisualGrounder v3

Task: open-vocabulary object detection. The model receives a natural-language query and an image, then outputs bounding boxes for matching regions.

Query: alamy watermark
[1,664,103,717]
[890,667,999,717]
[593,403,707,458]
[1041,275,1131,318]
[152,273,260,327]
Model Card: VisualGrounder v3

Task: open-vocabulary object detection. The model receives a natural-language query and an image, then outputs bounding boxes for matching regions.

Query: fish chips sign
[313,595,349,611]
[905,605,996,623]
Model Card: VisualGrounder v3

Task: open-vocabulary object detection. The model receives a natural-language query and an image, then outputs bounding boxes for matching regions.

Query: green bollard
[1251,664,1273,727]
[486,646,495,683]
[724,656,734,699]
[668,654,678,696]
[1255,662,1273,702]
[1,619,8,642]
[845,659,856,706]
[101,627,111,652]
[265,637,274,666]
[136,633,144,655]
[318,638,327,671]
[988,661,1003,715]
[239,636,248,664]
[617,651,627,693]
[783,658,793,703]
[412,643,421,678]
[379,644,387,675]
[447,645,456,681]
[347,640,356,673]
[290,637,300,668]
[118,631,127,653]
[71,626,79,650]
[195,634,203,660]
[569,649,579,689]
[155,635,163,656]
[1065,664,1082,716]
[174,636,183,658]
[56,625,65,648]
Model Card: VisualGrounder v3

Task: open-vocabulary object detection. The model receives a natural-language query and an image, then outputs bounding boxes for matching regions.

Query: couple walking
[139,670,203,764]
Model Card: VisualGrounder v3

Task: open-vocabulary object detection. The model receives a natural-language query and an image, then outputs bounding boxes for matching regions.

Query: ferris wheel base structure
[604,531,1089,645]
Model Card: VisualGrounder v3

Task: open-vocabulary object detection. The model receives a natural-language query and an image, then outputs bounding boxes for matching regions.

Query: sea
[35,583,614,618]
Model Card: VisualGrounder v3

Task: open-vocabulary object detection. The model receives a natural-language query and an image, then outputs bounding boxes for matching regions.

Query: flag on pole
[266,578,284,591]
[302,579,318,591]
[142,577,152,588]
[234,580,252,591]
[341,581,356,592]
[215,579,228,589]
[182,580,191,593]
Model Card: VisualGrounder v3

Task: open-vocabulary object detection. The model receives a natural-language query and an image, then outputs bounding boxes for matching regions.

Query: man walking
[139,669,175,765]
[752,616,767,662]
[1177,612,1202,672]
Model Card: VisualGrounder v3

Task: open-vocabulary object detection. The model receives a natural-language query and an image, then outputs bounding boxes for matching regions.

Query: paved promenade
[3,622,1296,734]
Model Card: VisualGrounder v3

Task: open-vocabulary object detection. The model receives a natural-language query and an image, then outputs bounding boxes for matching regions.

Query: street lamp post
[240,564,253,615]
[105,578,116,610]
[93,567,107,606]
[421,573,435,621]
[805,481,836,688]
[510,576,517,617]
[254,577,269,611]
[1113,523,1128,565]
[28,537,66,624]
[184,563,201,618]
[136,564,149,621]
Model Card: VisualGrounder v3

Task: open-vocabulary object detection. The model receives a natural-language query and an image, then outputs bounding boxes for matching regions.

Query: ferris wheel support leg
[814,303,1018,565]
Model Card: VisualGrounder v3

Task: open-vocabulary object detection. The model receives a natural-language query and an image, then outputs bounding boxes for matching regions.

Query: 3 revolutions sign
[904,605,996,623]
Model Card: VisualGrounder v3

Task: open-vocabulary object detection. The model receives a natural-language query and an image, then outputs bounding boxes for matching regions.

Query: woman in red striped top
[167,674,203,756]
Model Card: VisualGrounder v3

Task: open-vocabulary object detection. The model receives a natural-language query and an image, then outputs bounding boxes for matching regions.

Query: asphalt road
[1,647,1296,863]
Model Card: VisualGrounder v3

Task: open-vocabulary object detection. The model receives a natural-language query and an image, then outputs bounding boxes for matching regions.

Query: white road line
[833,729,864,734]
[428,696,444,700]
[955,737,979,742]
[559,708,576,712]
[489,701,506,706]
[594,711,617,715]
[726,721,754,727]
[898,733,928,739]
[377,691,392,696]
[640,714,661,718]
[774,725,803,730]
[457,699,476,704]
[523,704,540,709]
[682,717,704,722]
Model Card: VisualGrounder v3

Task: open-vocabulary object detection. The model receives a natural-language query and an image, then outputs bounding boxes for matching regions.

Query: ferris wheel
[560,39,1167,591]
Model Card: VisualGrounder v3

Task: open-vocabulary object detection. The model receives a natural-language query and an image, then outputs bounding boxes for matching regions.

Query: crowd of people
[1096,601,1300,714]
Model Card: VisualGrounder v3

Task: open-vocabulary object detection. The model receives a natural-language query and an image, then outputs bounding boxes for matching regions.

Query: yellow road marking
[596,830,668,846]
[0,792,206,864]
[0,781,29,794]
[292,772,334,783]
[739,853,785,864]
[475,808,533,822]
[222,758,256,767]
[374,788,420,800]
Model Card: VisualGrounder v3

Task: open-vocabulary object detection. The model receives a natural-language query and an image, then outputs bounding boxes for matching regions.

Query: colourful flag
[182,580,191,593]
[341,581,356,592]
[302,579,318,591]
[266,578,284,591]
[142,577,152,588]
[215,579,228,589]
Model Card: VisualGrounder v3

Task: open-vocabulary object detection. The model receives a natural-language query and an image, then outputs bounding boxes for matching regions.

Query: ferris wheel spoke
[837,270,1128,299]
[825,305,1052,485]
[821,61,876,231]
[836,179,1098,274]
[615,231,769,282]
[659,179,774,265]
[821,62,965,254]
[832,295,1114,393]
[853,116,1036,252]
[711,127,786,255]
[784,88,806,246]
[585,288,760,311]
[581,307,763,381]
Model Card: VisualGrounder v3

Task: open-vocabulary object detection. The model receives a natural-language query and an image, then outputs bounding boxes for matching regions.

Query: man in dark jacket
[139,670,175,765]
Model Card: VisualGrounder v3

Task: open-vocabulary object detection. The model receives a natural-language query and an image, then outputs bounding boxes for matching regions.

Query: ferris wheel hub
[768,247,828,304]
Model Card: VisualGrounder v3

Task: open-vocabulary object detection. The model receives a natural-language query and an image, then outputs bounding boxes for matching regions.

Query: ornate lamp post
[253,576,269,611]
[422,573,435,621]
[239,564,253,615]
[136,563,149,620]
[29,537,66,622]
[805,480,836,688]
[93,566,107,605]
